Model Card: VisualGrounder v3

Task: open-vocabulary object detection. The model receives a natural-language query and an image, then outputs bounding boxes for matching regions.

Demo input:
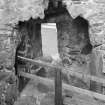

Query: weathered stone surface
[63,0,105,20]
[0,0,49,25]
[0,0,105,104]
[56,13,92,89]
[89,21,105,46]
[0,72,18,105]
[63,0,105,46]
[0,24,19,72]
[56,13,91,66]
[63,0,105,93]
[0,23,20,105]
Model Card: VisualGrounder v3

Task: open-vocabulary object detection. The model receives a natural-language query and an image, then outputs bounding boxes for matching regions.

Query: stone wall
[0,0,104,94]
[55,12,91,89]
[0,24,19,72]
[63,0,105,92]
[0,0,49,25]
[0,24,19,105]
[63,0,105,65]
[56,13,91,64]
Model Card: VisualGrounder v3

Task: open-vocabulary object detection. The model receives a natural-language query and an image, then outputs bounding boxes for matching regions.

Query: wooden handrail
[19,71,105,101]
[18,56,105,84]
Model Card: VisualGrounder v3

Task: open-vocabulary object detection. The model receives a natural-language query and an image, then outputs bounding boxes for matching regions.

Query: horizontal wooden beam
[19,71,105,101]
[18,56,59,69]
[18,56,105,85]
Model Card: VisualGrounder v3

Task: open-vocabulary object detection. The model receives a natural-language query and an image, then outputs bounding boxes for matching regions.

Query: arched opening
[72,16,92,55]
[56,12,93,90]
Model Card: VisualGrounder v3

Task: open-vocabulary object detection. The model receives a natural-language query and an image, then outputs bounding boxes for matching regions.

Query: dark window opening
[73,16,93,55]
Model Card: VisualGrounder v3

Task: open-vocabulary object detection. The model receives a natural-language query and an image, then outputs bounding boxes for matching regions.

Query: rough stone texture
[63,0,105,20]
[0,0,105,104]
[63,0,105,92]
[56,13,91,65]
[0,24,19,72]
[0,0,49,25]
[63,0,105,46]
[0,0,48,73]
[0,72,19,105]
[56,13,91,89]
[0,24,19,104]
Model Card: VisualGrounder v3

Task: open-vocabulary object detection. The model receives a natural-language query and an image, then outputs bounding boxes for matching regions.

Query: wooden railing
[18,56,105,104]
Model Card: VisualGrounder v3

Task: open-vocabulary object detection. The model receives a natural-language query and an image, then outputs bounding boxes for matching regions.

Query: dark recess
[73,16,93,55]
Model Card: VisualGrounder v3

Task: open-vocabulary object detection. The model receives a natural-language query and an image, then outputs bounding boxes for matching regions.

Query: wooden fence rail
[17,56,105,101]
[19,71,105,101]
[18,56,105,84]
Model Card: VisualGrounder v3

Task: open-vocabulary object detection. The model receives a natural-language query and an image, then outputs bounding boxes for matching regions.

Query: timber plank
[19,71,105,101]
[18,56,105,84]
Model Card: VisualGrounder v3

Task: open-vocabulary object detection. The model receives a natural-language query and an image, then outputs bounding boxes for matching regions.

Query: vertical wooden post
[89,51,102,93]
[55,68,63,105]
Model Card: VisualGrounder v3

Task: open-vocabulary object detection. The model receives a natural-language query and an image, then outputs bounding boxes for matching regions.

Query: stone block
[0,24,18,71]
